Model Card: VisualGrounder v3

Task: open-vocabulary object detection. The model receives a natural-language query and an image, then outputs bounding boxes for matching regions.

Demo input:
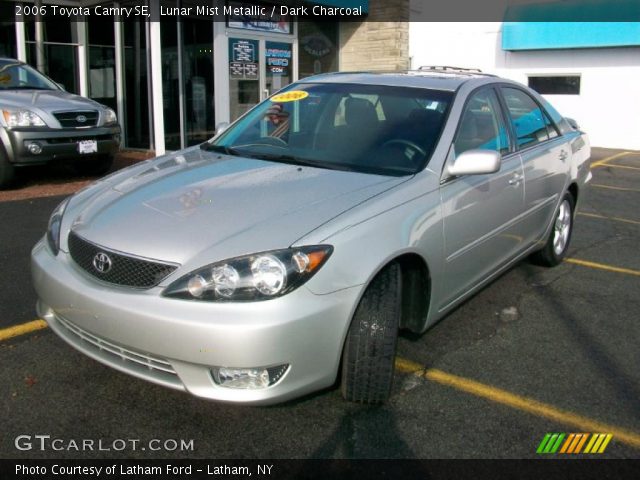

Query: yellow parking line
[394,358,640,450]
[0,319,48,341]
[591,183,640,193]
[566,258,640,277]
[596,163,640,172]
[578,211,640,226]
[590,151,631,168]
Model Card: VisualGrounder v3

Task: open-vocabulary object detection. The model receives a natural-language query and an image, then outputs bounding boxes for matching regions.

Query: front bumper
[2,125,120,165]
[31,239,360,405]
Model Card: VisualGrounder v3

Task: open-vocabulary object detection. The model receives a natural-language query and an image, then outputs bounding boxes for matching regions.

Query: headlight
[103,108,117,125]
[2,109,46,127]
[46,198,70,255]
[163,246,333,302]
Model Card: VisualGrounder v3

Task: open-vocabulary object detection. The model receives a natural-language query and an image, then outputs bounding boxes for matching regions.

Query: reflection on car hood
[68,146,406,265]
[0,89,103,111]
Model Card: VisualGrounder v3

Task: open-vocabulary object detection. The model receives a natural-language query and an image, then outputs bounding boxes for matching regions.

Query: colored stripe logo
[537,433,613,454]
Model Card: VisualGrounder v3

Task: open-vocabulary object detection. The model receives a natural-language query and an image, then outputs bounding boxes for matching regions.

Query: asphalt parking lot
[1,148,639,460]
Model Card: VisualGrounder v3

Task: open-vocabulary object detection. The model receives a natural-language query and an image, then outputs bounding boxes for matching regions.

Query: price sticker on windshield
[270,91,309,103]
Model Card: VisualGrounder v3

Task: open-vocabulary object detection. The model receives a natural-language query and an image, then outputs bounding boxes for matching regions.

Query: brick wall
[338,0,410,71]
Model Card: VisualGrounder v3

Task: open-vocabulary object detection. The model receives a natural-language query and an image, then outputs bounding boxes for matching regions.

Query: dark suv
[0,58,121,188]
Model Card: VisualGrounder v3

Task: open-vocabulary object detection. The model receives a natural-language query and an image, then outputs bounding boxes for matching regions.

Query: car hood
[0,89,102,111]
[67,147,406,267]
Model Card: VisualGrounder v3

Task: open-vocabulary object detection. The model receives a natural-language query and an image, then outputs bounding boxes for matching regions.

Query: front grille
[46,134,113,145]
[53,110,99,128]
[56,314,178,377]
[68,231,178,288]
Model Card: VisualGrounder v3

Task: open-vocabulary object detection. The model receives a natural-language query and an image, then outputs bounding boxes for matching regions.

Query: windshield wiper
[199,143,243,156]
[244,152,356,172]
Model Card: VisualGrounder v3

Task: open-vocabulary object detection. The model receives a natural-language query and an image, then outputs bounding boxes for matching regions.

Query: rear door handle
[559,150,568,161]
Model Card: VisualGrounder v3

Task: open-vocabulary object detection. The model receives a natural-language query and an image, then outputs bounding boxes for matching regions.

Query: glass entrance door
[229,37,294,121]
[229,37,260,121]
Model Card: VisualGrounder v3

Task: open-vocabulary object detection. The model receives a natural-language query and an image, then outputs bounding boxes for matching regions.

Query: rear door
[499,87,570,246]
[439,87,525,309]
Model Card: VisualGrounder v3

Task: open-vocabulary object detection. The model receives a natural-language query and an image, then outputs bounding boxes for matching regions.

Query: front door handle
[508,173,523,186]
[559,150,568,161]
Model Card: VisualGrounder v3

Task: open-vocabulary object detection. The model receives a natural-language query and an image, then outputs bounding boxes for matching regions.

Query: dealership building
[1,0,638,153]
[1,0,410,155]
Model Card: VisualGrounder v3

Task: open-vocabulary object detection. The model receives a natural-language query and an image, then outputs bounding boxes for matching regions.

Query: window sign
[227,1,291,34]
[265,42,291,77]
[229,38,259,80]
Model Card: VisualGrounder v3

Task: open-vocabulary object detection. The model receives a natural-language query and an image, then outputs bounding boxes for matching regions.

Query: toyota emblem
[76,115,87,123]
[92,252,112,274]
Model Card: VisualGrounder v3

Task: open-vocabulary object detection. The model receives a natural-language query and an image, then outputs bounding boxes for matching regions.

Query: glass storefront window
[24,16,80,94]
[123,15,151,149]
[88,18,117,113]
[0,2,17,58]
[183,17,215,146]
[26,43,79,94]
[298,22,339,78]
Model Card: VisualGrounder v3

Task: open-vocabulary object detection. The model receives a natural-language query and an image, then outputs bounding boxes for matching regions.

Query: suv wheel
[341,262,401,404]
[0,152,15,189]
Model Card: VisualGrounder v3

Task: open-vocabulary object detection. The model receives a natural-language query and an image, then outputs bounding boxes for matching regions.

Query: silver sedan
[31,70,591,405]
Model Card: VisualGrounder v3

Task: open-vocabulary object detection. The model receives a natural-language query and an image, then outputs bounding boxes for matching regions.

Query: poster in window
[265,42,291,77]
[229,38,259,80]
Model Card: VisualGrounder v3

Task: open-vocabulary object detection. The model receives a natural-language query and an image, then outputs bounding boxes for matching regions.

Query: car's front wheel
[341,263,401,404]
[531,191,575,267]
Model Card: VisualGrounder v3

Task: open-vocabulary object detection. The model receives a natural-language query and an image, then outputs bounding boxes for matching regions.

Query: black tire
[530,192,575,267]
[341,262,402,404]
[0,153,15,190]
[74,154,114,177]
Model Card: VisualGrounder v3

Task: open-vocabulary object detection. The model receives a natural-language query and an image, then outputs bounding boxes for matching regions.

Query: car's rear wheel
[74,154,114,177]
[0,152,15,190]
[341,263,401,404]
[531,192,575,267]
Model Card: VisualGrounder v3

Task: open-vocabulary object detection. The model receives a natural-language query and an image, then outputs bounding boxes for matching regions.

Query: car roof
[297,70,496,92]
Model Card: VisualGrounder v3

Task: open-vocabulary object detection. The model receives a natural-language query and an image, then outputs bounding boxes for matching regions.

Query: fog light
[212,364,289,389]
[27,142,42,155]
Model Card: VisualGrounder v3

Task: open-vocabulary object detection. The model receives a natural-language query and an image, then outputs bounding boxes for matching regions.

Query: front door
[229,37,294,121]
[440,87,525,310]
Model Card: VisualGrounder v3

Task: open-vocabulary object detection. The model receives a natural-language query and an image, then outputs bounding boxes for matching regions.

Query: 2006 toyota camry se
[32,69,591,404]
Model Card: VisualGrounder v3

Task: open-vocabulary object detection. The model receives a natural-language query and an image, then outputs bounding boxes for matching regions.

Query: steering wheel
[381,139,426,157]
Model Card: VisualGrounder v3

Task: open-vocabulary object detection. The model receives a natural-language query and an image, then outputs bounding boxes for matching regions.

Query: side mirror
[447,149,501,177]
[565,117,579,130]
[215,122,229,136]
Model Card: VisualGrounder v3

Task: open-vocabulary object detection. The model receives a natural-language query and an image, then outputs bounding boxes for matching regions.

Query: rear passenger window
[454,89,509,157]
[502,87,549,148]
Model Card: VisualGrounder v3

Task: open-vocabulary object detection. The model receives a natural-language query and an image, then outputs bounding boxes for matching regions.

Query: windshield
[208,82,452,176]
[0,60,59,91]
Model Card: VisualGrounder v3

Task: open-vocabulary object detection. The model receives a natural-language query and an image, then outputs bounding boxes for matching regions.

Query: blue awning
[502,0,640,51]
[502,22,640,50]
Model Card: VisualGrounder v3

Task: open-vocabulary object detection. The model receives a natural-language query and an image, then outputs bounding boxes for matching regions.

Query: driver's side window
[454,89,509,157]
